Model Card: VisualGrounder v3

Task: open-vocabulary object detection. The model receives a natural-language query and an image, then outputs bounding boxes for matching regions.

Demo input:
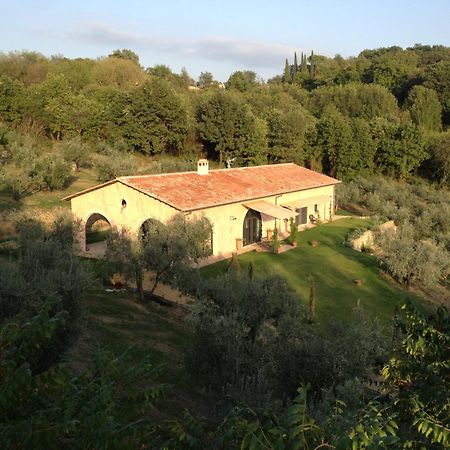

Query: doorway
[243,209,262,246]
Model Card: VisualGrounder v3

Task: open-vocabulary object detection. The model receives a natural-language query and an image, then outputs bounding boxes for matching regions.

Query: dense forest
[0,44,449,192]
[0,45,449,449]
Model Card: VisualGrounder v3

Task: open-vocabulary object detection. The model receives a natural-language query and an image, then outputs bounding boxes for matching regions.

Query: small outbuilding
[63,161,340,257]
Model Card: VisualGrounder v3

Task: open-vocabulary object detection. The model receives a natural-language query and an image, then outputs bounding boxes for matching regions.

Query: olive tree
[104,214,212,301]
[376,222,450,288]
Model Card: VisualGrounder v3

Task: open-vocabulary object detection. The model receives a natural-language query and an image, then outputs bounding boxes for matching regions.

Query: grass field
[69,287,212,419]
[201,218,427,326]
[0,167,99,212]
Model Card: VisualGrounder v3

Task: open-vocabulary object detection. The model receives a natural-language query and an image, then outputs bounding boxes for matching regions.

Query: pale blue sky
[1,0,449,81]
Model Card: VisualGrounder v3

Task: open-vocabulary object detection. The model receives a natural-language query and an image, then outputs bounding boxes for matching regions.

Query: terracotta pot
[236,238,243,251]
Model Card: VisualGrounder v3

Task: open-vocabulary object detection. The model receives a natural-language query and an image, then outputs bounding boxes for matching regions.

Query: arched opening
[139,218,164,244]
[85,213,112,253]
[243,209,262,246]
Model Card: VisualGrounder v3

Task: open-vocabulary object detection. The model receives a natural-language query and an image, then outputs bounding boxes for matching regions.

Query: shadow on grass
[199,218,427,328]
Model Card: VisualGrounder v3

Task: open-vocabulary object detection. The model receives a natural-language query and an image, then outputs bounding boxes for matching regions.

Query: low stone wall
[351,220,397,252]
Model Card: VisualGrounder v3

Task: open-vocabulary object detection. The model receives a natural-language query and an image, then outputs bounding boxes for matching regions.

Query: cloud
[68,22,294,68]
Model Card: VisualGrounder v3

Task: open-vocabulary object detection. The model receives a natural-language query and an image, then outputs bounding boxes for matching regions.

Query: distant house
[63,161,340,257]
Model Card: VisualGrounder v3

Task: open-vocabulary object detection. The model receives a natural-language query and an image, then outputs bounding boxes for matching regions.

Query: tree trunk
[136,270,144,302]
[150,272,161,294]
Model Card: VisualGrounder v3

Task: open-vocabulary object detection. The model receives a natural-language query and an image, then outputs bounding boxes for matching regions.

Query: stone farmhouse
[63,160,340,258]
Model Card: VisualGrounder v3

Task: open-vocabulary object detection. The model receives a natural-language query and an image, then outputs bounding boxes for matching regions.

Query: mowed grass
[0,167,98,212]
[201,218,427,326]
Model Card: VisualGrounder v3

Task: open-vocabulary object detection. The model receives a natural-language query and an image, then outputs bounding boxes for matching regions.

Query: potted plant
[288,217,298,247]
[271,226,280,253]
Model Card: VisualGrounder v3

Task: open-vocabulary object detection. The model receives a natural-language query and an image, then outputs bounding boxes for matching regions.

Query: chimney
[197,159,209,175]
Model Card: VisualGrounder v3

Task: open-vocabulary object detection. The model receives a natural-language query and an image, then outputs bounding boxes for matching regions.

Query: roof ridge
[119,162,296,180]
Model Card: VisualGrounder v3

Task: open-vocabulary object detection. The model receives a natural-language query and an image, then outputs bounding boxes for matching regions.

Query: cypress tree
[283,58,291,83]
[310,50,315,76]
[294,52,299,73]
[307,276,316,323]
[248,261,254,280]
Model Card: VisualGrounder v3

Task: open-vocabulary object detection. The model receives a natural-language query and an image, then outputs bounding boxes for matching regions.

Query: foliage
[0,46,448,184]
[338,175,450,246]
[197,90,268,165]
[56,137,91,171]
[0,307,164,450]
[140,214,213,293]
[271,226,280,252]
[161,303,448,449]
[425,131,450,185]
[29,154,72,191]
[185,271,304,407]
[94,140,137,182]
[405,85,442,131]
[226,70,258,92]
[105,214,212,300]
[108,48,140,64]
[382,303,450,447]
[0,214,89,366]
[288,217,298,244]
[307,276,316,323]
[197,71,215,88]
[104,227,146,301]
[186,267,390,412]
[266,106,313,163]
[377,223,450,289]
[122,78,189,154]
[309,82,398,119]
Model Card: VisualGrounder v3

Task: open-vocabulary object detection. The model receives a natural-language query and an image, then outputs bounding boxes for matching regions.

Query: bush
[185,272,303,408]
[29,154,72,191]
[376,222,450,288]
[0,214,90,367]
[94,151,137,182]
[57,137,91,171]
[344,227,365,247]
[0,308,164,450]
[185,272,389,411]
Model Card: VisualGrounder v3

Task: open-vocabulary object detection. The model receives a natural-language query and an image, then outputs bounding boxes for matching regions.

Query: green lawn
[201,218,427,326]
[335,208,361,216]
[0,167,99,212]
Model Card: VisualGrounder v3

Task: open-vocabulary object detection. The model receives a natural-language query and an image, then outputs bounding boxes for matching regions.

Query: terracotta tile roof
[117,163,340,211]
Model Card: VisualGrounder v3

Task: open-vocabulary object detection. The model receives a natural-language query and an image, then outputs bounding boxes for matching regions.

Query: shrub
[376,222,450,288]
[271,226,280,252]
[0,214,90,367]
[29,154,72,191]
[344,227,365,247]
[94,151,137,182]
[0,308,164,450]
[57,137,91,171]
[288,217,298,245]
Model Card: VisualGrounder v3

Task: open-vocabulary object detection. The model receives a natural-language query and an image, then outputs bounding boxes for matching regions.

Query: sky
[1,0,449,81]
